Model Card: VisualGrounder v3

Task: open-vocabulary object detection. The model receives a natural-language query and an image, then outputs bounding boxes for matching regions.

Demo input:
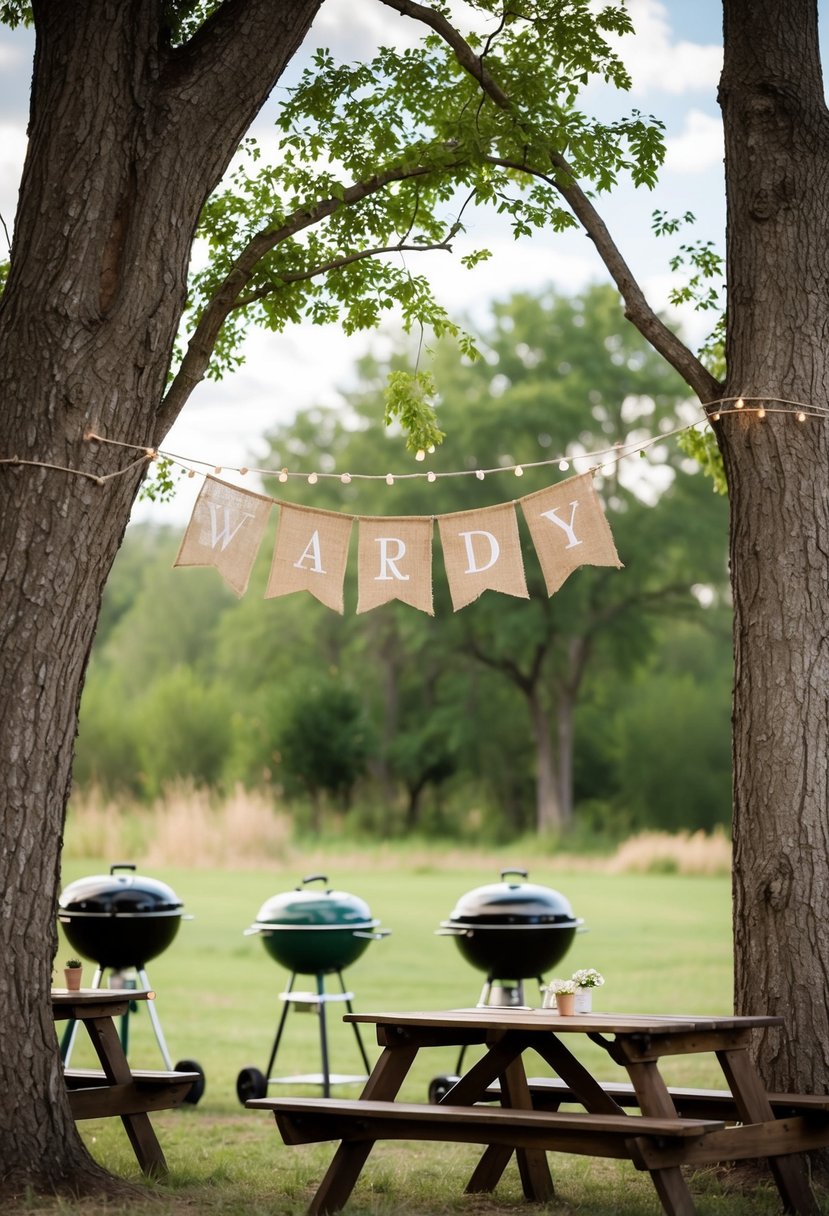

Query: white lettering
[293,530,326,574]
[539,499,582,550]
[459,530,500,574]
[375,537,409,581]
[207,503,254,552]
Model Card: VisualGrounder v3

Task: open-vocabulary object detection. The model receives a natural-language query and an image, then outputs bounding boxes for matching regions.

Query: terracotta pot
[555,991,576,1016]
[64,967,82,991]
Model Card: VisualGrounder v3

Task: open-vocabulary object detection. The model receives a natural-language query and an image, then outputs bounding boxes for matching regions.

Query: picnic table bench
[52,987,196,1176]
[247,1006,829,1216]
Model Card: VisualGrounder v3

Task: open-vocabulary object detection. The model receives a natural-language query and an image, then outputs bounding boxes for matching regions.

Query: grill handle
[352,928,391,941]
[500,868,528,883]
[299,873,329,891]
[435,926,470,937]
[110,862,137,875]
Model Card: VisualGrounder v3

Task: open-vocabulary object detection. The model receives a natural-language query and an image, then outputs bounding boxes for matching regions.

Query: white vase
[574,989,592,1013]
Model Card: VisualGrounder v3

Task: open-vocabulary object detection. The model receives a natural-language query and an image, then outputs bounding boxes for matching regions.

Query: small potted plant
[571,968,604,1013]
[542,978,577,1016]
[64,958,83,991]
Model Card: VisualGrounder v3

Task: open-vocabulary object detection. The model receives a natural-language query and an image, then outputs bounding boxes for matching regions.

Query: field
[27,852,826,1215]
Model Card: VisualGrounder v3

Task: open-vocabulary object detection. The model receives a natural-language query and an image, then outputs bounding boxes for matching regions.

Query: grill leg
[317,973,332,1098]
[138,967,174,1069]
[336,969,372,1075]
[264,972,297,1081]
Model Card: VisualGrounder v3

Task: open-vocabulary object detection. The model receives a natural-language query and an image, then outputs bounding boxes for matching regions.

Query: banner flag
[519,472,622,595]
[265,502,354,614]
[174,477,272,596]
[439,502,529,611]
[357,516,434,615]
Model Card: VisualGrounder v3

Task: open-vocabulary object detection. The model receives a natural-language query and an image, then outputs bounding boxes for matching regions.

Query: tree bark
[528,689,568,833]
[720,0,829,1099]
[0,0,323,1192]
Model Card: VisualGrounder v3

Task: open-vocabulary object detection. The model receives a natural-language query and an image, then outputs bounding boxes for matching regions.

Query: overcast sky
[0,0,726,525]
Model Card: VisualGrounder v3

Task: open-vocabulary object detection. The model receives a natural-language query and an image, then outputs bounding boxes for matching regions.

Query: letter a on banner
[439,502,529,611]
[174,476,272,596]
[357,516,434,615]
[266,502,353,614]
[520,472,622,595]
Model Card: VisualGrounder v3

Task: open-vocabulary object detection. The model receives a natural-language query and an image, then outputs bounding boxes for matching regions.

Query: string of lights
[0,396,824,488]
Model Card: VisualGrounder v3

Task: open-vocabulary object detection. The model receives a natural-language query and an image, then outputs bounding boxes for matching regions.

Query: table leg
[82,1014,168,1178]
[456,1034,553,1202]
[307,1044,419,1215]
[718,1047,819,1216]
[620,1059,699,1216]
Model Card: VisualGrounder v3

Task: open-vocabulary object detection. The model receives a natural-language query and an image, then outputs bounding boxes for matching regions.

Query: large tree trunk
[0,0,322,1194]
[720,0,829,1097]
[528,689,568,833]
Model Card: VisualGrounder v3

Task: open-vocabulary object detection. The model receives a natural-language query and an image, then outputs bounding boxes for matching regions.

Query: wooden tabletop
[344,1008,784,1034]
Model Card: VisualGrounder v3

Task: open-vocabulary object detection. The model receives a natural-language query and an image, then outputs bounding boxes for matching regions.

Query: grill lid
[253,874,374,929]
[446,868,577,926]
[58,863,184,917]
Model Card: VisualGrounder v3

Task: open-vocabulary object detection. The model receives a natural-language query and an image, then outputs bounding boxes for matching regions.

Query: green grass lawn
[35,859,825,1215]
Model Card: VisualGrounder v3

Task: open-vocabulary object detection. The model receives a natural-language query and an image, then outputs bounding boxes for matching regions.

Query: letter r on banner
[357,516,433,614]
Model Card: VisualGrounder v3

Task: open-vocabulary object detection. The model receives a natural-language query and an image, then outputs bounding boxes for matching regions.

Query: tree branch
[159,157,456,429]
[233,240,453,308]
[379,0,724,405]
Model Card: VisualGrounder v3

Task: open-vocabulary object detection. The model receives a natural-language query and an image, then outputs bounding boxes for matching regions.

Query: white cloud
[615,0,722,95]
[664,109,724,173]
[0,122,26,241]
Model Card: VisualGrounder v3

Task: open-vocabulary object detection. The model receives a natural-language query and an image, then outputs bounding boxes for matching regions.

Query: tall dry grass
[64,784,732,874]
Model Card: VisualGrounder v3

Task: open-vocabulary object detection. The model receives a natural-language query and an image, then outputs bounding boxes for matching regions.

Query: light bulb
[239,466,249,475]
[476,470,485,480]
[797,411,807,422]
[427,471,436,483]
[308,472,318,484]
[278,470,289,483]
[386,473,394,485]
[757,407,766,420]
[711,412,721,422]
[558,459,569,472]
[213,466,222,474]
[415,449,426,462]
[514,465,524,477]
[735,397,745,410]
[341,472,352,484]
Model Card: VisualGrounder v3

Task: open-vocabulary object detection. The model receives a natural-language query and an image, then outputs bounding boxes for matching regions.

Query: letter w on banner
[174,477,272,596]
[266,502,354,614]
[357,516,434,615]
[439,502,529,611]
[520,472,622,595]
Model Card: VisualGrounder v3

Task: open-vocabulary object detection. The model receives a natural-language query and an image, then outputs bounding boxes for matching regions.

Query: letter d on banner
[439,502,528,611]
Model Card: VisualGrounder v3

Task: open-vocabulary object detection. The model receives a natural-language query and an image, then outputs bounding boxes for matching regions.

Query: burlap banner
[519,472,623,594]
[438,501,529,611]
[175,471,622,611]
[174,476,272,596]
[266,502,353,614]
[356,515,434,615]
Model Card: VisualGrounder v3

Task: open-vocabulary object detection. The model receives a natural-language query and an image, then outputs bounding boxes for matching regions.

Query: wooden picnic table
[52,987,198,1177]
[248,1006,829,1216]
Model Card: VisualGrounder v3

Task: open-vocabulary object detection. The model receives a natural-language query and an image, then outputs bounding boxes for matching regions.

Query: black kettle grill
[57,862,205,1103]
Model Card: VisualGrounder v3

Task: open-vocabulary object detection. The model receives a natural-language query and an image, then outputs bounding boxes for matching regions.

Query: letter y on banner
[174,477,272,596]
[520,472,622,595]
